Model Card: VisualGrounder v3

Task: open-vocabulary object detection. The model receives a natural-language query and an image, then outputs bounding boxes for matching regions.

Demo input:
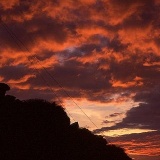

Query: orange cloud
[105,0,143,25]
[7,74,36,84]
[0,52,25,68]
[143,61,160,67]
[0,76,4,81]
[110,76,143,88]
[11,83,31,90]
[76,49,104,64]
[113,137,160,157]
[0,0,19,9]
[76,48,130,65]
[28,55,58,69]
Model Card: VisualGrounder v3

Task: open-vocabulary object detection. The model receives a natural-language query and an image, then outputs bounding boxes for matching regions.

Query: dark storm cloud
[26,15,68,43]
[0,16,68,51]
[0,0,160,113]
[120,101,160,130]
[49,59,111,91]
[107,112,123,118]
[0,0,160,102]
[109,52,160,90]
[8,87,56,101]
[0,65,30,80]
[94,87,160,133]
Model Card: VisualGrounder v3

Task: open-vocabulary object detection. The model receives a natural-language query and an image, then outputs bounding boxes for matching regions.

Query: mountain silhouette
[0,83,132,160]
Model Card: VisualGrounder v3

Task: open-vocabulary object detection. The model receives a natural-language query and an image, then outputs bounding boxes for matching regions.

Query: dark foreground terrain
[0,83,132,160]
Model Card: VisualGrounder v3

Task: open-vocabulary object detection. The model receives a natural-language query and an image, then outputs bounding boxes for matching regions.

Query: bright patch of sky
[99,128,156,137]
[64,98,139,130]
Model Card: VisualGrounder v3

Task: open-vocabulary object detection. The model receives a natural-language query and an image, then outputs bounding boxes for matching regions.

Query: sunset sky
[0,0,160,159]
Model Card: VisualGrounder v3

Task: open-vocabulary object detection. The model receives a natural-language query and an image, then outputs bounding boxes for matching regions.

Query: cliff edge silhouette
[0,83,132,160]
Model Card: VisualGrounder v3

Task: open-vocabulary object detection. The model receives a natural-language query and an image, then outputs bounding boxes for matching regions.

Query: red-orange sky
[0,0,160,159]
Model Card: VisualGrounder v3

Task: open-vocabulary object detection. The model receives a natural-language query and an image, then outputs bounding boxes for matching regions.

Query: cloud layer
[0,0,160,159]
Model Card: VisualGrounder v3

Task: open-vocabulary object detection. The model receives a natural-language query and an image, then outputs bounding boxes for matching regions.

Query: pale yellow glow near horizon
[99,128,156,137]
[64,97,139,131]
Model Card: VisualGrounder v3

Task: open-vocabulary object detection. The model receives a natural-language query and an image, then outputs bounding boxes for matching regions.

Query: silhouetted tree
[0,83,132,160]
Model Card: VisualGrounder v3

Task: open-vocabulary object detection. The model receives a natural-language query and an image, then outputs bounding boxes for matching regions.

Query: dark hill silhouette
[0,83,132,160]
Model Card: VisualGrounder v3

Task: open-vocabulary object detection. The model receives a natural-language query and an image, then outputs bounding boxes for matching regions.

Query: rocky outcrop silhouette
[0,83,132,160]
[0,83,10,98]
